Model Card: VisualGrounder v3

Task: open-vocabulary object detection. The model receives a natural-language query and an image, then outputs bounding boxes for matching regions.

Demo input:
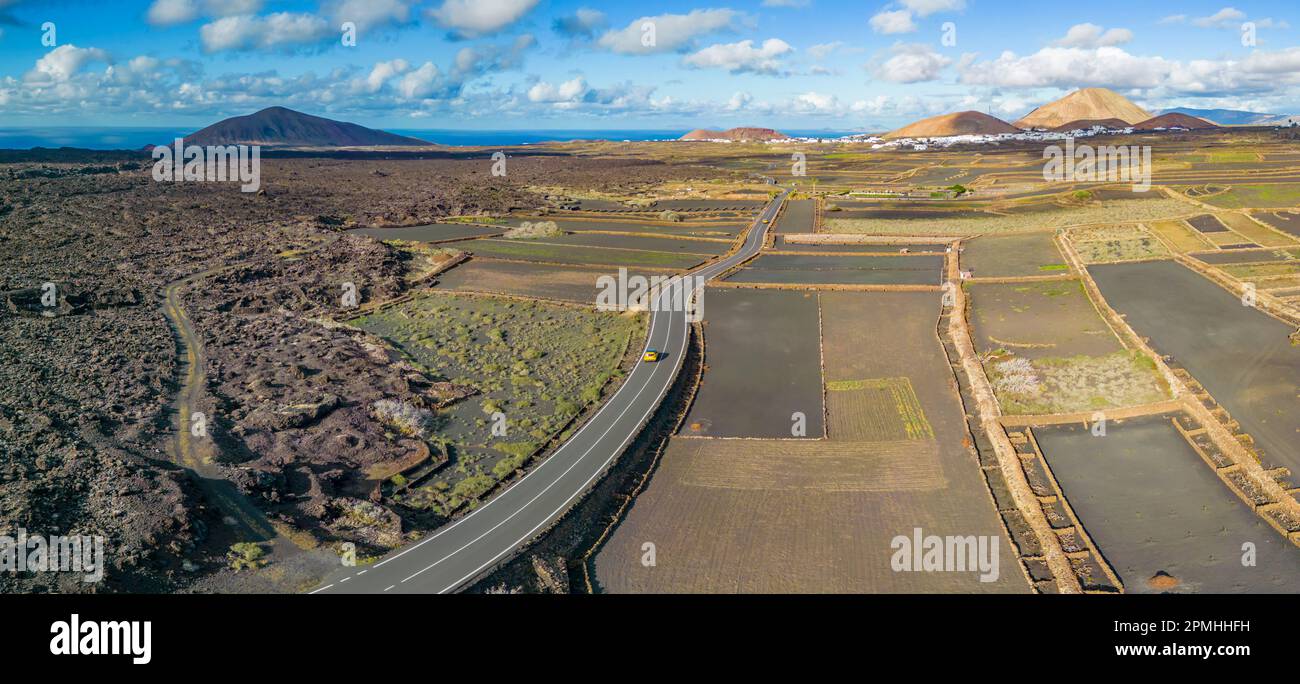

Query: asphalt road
[312,187,789,594]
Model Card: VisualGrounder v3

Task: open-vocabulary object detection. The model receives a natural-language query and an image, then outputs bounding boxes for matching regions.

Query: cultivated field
[682,289,825,438]
[1090,261,1300,473]
[597,290,1026,593]
[1037,418,1300,593]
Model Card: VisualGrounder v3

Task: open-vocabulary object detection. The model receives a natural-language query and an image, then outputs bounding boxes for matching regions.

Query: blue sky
[0,0,1297,130]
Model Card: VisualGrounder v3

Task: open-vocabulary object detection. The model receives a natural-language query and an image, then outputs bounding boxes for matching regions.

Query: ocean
[0,127,866,150]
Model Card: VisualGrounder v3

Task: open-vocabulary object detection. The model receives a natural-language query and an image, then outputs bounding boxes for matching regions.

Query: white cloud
[428,0,539,37]
[808,41,842,60]
[25,44,112,83]
[899,0,965,16]
[793,91,837,111]
[146,0,200,26]
[959,46,1169,89]
[1053,23,1133,48]
[597,9,739,55]
[683,38,793,75]
[324,0,416,34]
[198,12,331,52]
[356,59,409,93]
[870,10,917,35]
[397,62,440,99]
[528,76,588,103]
[1158,14,1187,25]
[873,43,952,83]
[726,91,752,110]
[1193,7,1245,28]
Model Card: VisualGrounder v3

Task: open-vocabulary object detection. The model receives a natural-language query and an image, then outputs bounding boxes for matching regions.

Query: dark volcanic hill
[679,127,790,141]
[179,106,434,147]
[1133,113,1217,131]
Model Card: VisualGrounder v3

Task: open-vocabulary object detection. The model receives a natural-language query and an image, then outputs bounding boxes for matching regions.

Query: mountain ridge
[176,106,434,148]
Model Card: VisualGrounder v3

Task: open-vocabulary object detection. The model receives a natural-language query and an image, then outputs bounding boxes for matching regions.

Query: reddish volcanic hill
[1049,118,1132,132]
[883,111,1020,139]
[1015,88,1152,129]
[180,106,434,147]
[1133,113,1217,131]
[679,127,790,141]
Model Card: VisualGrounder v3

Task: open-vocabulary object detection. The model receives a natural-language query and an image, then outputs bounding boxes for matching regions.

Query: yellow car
[642,349,662,363]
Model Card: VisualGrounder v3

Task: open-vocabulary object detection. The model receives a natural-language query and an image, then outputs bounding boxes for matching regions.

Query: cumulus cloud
[25,44,112,83]
[1053,23,1133,48]
[354,59,409,93]
[527,76,588,102]
[597,9,739,55]
[199,12,331,52]
[726,91,752,110]
[683,38,793,75]
[428,0,539,38]
[146,0,200,26]
[146,0,263,26]
[869,9,916,34]
[873,43,952,83]
[958,44,1300,97]
[1193,7,1246,28]
[324,0,416,34]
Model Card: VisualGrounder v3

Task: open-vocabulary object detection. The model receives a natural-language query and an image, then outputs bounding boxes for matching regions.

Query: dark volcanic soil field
[1036,417,1300,593]
[1090,261,1300,472]
[725,254,944,286]
[682,289,824,438]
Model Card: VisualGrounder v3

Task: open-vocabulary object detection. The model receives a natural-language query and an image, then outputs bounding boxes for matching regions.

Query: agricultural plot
[502,217,744,238]
[772,236,947,253]
[596,291,1025,593]
[961,231,1067,277]
[1148,219,1215,252]
[350,292,642,515]
[652,199,765,212]
[968,281,1120,359]
[1090,261,1300,473]
[1201,183,1300,209]
[349,223,502,243]
[461,238,705,270]
[1217,212,1299,248]
[1218,261,1300,282]
[1254,210,1300,238]
[969,280,1168,414]
[1193,248,1300,265]
[1036,418,1300,593]
[725,254,944,286]
[1070,225,1171,264]
[1186,214,1229,233]
[775,199,816,233]
[682,289,824,438]
[824,198,1190,236]
[535,232,732,256]
[435,258,614,304]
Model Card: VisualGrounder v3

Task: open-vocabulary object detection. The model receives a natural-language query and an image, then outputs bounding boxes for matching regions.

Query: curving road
[311,187,789,594]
